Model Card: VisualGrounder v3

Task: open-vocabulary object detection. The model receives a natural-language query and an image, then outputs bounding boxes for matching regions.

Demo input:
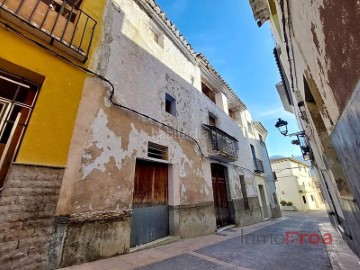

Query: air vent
[148,142,168,160]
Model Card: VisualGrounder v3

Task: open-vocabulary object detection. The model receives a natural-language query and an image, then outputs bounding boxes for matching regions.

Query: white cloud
[253,106,292,121]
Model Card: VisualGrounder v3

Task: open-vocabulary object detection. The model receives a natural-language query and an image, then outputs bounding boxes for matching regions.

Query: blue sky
[156,0,302,158]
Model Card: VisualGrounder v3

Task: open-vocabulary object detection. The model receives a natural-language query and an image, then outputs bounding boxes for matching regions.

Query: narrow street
[138,211,331,270]
[63,210,359,270]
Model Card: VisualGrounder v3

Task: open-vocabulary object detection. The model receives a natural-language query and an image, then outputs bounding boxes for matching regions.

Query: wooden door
[131,159,169,247]
[211,164,230,228]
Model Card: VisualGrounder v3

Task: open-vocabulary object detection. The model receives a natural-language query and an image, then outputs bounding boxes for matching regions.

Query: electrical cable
[0,20,257,175]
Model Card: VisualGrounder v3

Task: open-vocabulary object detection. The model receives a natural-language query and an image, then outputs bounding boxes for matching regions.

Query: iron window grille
[254,158,264,173]
[147,142,168,160]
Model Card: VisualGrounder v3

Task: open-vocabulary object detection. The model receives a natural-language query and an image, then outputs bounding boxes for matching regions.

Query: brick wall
[0,164,64,270]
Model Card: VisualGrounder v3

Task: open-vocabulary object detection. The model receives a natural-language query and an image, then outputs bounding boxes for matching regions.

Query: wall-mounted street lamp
[274,118,312,161]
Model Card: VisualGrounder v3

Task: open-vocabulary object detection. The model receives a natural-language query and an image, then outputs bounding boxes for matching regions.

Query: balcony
[254,158,264,173]
[203,124,238,162]
[0,0,97,62]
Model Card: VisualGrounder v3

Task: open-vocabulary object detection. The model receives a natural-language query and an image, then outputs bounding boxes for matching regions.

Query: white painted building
[271,157,324,211]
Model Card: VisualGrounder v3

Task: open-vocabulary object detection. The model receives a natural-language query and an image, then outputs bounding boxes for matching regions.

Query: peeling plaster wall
[52,0,263,266]
[268,0,360,256]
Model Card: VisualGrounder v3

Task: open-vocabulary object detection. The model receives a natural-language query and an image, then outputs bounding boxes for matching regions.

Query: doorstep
[216,224,235,233]
[129,236,180,253]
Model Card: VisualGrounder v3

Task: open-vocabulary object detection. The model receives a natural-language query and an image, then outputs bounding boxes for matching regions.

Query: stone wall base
[0,163,64,270]
[271,205,282,218]
[170,202,217,238]
[233,197,263,227]
[49,212,131,269]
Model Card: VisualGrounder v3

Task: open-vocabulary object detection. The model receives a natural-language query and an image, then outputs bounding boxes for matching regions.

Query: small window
[250,144,256,160]
[148,142,168,160]
[149,21,164,47]
[311,195,315,201]
[209,113,217,126]
[165,93,176,116]
[259,134,264,143]
[228,108,236,120]
[201,82,216,103]
[247,122,253,135]
[150,28,160,43]
[302,196,307,204]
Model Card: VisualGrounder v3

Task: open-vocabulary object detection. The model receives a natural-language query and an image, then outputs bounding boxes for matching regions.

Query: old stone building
[249,0,360,256]
[0,0,280,268]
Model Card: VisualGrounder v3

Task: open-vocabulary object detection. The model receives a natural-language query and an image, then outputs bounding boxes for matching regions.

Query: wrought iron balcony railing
[254,158,264,173]
[0,0,97,62]
[203,124,238,162]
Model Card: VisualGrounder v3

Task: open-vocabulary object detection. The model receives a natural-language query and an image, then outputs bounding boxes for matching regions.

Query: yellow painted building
[0,0,105,166]
[0,1,106,269]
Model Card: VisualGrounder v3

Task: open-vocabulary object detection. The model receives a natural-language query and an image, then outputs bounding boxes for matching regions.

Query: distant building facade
[271,157,324,211]
[249,0,360,256]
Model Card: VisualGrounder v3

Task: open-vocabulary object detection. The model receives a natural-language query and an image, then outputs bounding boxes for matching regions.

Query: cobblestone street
[62,210,360,270]
[139,211,331,270]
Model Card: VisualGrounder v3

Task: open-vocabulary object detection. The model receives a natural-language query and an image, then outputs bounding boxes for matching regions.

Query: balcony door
[0,70,39,188]
[211,163,231,228]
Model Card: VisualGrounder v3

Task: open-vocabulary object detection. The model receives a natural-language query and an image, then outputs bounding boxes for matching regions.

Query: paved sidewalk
[319,222,360,270]
[60,217,286,270]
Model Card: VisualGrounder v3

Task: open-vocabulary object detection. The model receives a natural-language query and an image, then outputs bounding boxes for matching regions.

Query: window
[208,113,216,126]
[41,0,83,23]
[0,70,40,188]
[259,134,264,143]
[302,196,307,204]
[228,108,236,120]
[201,82,216,103]
[247,121,253,135]
[165,93,176,116]
[240,175,250,210]
[147,142,168,160]
[311,195,315,201]
[250,144,256,160]
[149,21,164,47]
